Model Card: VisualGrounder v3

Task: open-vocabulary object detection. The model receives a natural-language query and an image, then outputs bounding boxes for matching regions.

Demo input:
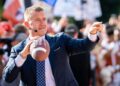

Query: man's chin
[38,30,47,36]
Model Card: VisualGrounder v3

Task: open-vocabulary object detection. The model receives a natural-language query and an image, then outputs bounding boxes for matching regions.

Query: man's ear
[23,21,30,28]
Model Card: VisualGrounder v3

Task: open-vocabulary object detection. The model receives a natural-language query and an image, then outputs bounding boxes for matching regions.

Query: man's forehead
[30,11,46,18]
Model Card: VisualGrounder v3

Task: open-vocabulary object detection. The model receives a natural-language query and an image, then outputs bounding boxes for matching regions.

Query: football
[30,38,50,61]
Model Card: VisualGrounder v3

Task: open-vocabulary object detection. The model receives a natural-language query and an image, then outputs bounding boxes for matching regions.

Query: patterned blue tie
[36,61,46,86]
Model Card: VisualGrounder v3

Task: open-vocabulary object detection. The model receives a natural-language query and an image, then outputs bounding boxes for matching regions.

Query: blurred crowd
[0,1,120,85]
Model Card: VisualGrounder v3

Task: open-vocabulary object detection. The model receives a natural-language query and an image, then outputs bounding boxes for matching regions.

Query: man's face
[27,11,47,37]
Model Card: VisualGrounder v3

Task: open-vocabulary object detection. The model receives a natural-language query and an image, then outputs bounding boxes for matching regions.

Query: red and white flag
[2,0,23,25]
[3,0,54,25]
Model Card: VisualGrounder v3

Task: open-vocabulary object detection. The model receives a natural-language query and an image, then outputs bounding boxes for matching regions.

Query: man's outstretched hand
[89,22,104,35]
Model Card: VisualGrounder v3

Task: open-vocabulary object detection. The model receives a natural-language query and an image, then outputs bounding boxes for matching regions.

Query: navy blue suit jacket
[2,33,97,86]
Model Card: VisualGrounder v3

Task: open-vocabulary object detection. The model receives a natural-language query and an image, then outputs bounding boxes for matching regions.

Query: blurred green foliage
[98,0,120,22]
[0,0,4,18]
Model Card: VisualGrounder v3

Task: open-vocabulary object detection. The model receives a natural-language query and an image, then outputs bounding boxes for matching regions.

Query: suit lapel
[45,35,56,76]
[23,37,29,47]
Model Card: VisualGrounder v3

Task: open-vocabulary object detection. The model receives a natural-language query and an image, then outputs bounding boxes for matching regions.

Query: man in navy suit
[2,5,103,86]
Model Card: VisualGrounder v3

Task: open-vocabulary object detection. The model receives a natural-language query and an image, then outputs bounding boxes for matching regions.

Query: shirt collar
[29,35,45,40]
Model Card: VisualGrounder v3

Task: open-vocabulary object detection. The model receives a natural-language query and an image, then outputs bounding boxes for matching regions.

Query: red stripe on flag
[3,0,21,25]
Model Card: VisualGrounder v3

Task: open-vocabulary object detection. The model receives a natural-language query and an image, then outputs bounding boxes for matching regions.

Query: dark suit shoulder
[47,32,65,39]
[54,32,64,37]
[50,32,72,44]
[54,32,71,38]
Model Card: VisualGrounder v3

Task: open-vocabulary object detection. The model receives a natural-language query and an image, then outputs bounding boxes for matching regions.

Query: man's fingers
[98,23,104,32]
[26,37,40,50]
[93,22,104,31]
[92,22,102,27]
[24,40,33,52]
[28,37,39,46]
[90,22,104,34]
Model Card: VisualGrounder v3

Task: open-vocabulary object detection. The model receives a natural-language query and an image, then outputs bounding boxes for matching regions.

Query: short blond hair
[24,5,44,21]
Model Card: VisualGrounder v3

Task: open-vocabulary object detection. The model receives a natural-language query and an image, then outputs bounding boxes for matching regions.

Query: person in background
[0,47,8,86]
[65,24,91,86]
[12,24,28,46]
[13,24,28,35]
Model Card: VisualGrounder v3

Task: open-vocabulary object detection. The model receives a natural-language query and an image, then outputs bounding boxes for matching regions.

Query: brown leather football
[30,38,50,61]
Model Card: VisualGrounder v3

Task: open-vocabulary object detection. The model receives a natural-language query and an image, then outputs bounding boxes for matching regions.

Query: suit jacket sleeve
[62,33,98,55]
[2,47,21,83]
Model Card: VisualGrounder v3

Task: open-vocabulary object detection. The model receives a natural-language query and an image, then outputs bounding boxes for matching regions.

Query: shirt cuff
[88,33,97,42]
[15,54,26,67]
